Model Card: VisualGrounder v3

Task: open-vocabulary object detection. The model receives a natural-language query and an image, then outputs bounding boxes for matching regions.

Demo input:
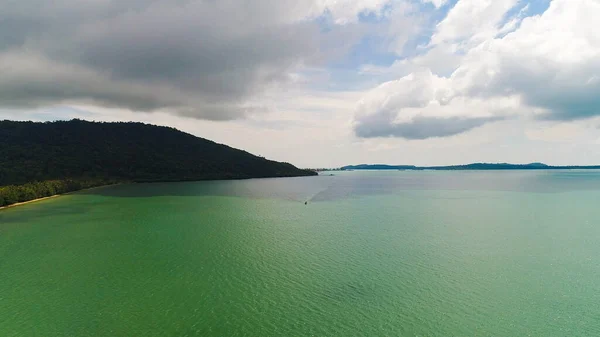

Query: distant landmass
[341,163,600,171]
[0,119,316,207]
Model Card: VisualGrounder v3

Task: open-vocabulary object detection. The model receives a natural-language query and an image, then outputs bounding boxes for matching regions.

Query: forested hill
[0,120,316,206]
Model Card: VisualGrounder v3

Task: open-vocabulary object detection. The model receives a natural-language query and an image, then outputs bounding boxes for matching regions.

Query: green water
[1,171,600,336]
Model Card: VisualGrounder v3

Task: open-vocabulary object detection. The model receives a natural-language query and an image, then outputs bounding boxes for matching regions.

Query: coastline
[0,194,61,211]
[0,170,319,212]
[0,184,120,212]
[0,174,316,211]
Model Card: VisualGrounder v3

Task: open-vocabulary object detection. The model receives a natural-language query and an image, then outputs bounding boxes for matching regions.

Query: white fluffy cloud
[353,70,517,138]
[353,0,600,139]
[430,0,519,46]
[454,0,600,120]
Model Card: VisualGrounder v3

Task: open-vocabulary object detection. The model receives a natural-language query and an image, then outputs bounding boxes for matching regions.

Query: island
[340,163,600,170]
[0,119,317,208]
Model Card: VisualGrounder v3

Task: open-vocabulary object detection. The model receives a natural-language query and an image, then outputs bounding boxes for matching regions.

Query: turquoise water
[1,171,600,336]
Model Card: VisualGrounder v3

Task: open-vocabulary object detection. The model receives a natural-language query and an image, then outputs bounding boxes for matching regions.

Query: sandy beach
[0,184,120,211]
[0,194,62,211]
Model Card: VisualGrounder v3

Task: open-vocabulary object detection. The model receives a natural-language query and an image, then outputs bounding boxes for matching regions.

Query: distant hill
[427,163,552,170]
[0,119,316,207]
[341,164,418,170]
[341,163,600,171]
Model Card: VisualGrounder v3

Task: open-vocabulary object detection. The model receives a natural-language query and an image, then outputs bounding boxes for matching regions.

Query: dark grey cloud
[531,92,600,121]
[355,115,502,139]
[0,0,360,120]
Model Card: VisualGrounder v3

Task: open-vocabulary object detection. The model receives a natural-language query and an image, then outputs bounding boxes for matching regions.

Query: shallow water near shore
[1,171,600,336]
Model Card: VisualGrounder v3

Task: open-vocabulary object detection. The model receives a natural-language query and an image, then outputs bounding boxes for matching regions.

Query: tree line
[0,179,117,207]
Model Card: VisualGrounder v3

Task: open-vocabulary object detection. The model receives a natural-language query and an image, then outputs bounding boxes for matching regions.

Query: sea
[1,170,600,336]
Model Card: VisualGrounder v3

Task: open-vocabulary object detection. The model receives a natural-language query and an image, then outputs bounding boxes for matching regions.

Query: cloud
[430,0,519,46]
[318,0,392,24]
[421,0,449,9]
[0,0,392,120]
[355,115,503,139]
[454,0,600,121]
[353,0,600,139]
[352,68,515,139]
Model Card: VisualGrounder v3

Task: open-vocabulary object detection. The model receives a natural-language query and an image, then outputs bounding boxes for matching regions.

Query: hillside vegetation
[0,119,315,207]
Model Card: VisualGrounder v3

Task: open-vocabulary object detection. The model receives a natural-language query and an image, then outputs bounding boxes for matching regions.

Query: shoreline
[0,184,120,212]
[0,195,62,211]
[0,174,318,212]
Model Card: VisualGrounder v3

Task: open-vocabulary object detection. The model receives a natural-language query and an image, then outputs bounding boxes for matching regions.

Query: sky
[1,0,600,168]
